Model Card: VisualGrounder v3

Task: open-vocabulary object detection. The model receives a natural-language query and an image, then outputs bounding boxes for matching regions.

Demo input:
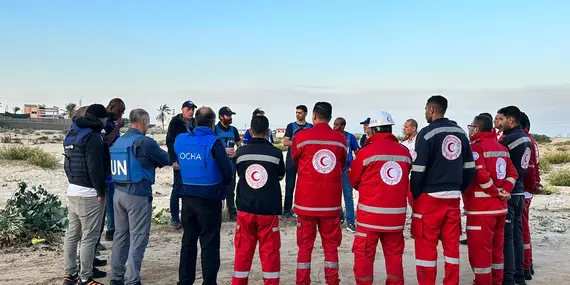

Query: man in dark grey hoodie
[62,104,110,285]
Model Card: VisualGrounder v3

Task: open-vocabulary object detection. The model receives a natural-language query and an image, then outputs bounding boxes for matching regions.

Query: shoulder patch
[473,152,479,160]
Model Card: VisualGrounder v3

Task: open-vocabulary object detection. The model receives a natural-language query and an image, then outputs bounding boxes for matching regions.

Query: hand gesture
[116,118,126,128]
[226,148,236,158]
[173,161,180,170]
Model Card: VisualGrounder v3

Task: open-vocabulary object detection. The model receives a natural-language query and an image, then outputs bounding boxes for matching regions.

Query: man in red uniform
[520,112,539,280]
[464,115,519,285]
[232,115,286,285]
[291,101,348,285]
[348,111,412,285]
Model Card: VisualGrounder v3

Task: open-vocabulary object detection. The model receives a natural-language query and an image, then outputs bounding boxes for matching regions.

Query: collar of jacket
[192,126,216,136]
[430,117,449,124]
[403,134,417,142]
[249,137,272,145]
[470,131,495,143]
[368,132,399,143]
[523,129,530,135]
[313,122,331,129]
[125,128,143,136]
[503,125,522,135]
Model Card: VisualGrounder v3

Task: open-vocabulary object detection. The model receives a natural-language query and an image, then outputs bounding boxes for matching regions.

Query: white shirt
[401,135,417,161]
[67,183,98,197]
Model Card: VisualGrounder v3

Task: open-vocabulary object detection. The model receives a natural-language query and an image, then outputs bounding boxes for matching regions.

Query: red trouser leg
[412,194,446,285]
[318,216,342,285]
[466,215,494,285]
[232,211,257,285]
[352,227,380,285]
[380,232,405,285]
[522,198,532,270]
[257,215,281,285]
[492,216,506,285]
[296,215,318,285]
[441,201,461,285]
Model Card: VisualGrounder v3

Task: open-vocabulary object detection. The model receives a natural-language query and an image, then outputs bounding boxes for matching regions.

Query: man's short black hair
[406,118,418,128]
[335,117,346,127]
[250,115,269,136]
[195,107,216,127]
[497,106,522,124]
[426,95,448,114]
[296,105,308,113]
[252,108,265,116]
[313,102,333,122]
[473,115,493,132]
[479,112,493,120]
[520,112,531,130]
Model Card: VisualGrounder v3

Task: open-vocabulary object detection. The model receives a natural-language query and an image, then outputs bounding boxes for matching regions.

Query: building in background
[23,104,60,119]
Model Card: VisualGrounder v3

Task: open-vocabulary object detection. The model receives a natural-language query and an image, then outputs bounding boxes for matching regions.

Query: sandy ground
[1,132,569,284]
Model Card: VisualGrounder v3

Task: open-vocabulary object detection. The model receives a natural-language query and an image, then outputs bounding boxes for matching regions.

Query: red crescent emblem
[387,167,395,178]
[320,156,327,166]
[251,171,260,182]
[448,142,455,152]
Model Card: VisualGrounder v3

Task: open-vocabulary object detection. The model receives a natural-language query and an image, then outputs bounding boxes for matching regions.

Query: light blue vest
[110,134,155,184]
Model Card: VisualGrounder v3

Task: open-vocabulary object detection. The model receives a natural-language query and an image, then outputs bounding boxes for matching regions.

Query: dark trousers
[171,170,182,222]
[225,161,237,215]
[283,162,297,213]
[179,196,222,285]
[503,194,525,284]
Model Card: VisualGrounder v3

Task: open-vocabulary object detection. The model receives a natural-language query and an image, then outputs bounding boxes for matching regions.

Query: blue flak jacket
[175,126,229,200]
[110,134,155,185]
[214,124,235,147]
[63,123,93,177]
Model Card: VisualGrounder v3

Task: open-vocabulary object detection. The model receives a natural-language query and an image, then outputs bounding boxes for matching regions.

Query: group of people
[60,95,540,285]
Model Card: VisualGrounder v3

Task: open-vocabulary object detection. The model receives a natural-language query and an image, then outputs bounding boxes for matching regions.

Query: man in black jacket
[62,104,110,285]
[166,100,197,228]
[232,115,285,284]
[410,95,475,285]
[496,106,533,285]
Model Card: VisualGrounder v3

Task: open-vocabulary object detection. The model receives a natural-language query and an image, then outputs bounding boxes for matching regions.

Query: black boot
[530,263,535,275]
[524,270,532,280]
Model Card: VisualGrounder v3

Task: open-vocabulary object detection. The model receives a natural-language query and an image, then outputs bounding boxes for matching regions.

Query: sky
[1,0,569,136]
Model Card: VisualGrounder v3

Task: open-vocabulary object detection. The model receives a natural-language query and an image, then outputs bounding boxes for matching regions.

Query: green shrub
[540,158,552,173]
[532,134,552,144]
[554,140,570,146]
[0,210,25,247]
[275,143,288,152]
[556,146,570,152]
[542,151,570,165]
[547,168,570,186]
[1,182,68,247]
[0,145,58,168]
[151,206,169,225]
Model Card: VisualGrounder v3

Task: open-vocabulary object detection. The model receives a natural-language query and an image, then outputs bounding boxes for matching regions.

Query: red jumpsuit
[291,122,348,285]
[463,131,519,285]
[348,133,412,285]
[522,130,539,271]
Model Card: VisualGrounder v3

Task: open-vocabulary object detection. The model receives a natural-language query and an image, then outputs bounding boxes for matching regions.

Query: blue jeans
[106,181,115,232]
[341,172,355,224]
[171,170,182,222]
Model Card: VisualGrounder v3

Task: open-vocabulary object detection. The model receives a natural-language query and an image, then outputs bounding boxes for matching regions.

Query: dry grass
[542,151,570,165]
[0,145,58,169]
[547,168,570,187]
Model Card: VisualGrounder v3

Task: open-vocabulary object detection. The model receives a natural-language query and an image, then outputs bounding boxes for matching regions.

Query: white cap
[369,111,395,127]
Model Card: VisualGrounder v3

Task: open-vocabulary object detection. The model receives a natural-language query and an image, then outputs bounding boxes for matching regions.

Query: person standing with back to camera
[232,115,285,285]
[292,102,347,285]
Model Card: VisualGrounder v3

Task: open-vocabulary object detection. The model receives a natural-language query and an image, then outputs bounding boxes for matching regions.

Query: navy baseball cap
[219,106,236,116]
[182,100,197,109]
[360,117,371,125]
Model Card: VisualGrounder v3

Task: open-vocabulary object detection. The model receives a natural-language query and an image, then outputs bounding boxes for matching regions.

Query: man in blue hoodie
[333,117,360,232]
[175,107,234,285]
[109,108,170,285]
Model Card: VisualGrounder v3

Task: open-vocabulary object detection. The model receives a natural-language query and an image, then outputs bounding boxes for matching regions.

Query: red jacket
[348,133,412,232]
[523,129,540,193]
[291,122,347,217]
[463,131,519,216]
